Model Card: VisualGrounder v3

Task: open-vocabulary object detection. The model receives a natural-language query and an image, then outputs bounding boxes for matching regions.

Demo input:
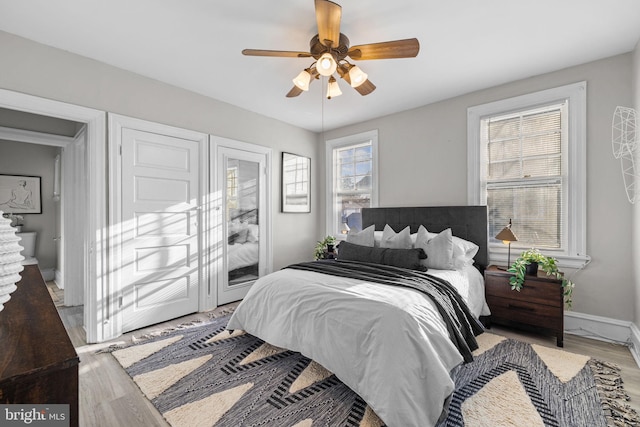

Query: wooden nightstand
[484,265,564,347]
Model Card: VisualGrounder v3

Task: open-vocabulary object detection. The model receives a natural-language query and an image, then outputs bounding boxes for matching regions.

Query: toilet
[16,232,38,265]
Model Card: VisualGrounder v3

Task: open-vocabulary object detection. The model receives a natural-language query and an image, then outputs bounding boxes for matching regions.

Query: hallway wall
[0,139,60,276]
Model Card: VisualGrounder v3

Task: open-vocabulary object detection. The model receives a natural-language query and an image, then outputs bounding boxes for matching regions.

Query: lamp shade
[292,69,311,91]
[348,65,368,88]
[317,52,337,77]
[495,219,518,243]
[326,76,342,99]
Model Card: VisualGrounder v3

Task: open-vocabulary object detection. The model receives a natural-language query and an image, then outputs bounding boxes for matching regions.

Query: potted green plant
[314,235,337,260]
[507,248,575,307]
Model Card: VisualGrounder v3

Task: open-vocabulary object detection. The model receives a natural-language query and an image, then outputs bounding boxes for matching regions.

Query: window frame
[467,81,588,268]
[325,130,379,238]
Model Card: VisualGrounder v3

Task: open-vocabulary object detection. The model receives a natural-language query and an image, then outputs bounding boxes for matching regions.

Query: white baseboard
[40,267,55,282]
[54,269,64,289]
[564,311,639,368]
[630,323,640,368]
[564,311,632,344]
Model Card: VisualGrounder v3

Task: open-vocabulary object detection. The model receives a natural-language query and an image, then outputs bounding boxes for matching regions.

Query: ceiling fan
[242,0,420,99]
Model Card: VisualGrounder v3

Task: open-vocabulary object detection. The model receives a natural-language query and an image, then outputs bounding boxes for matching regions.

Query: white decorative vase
[0,211,24,312]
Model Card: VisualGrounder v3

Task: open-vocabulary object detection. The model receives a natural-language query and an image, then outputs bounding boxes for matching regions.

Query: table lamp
[495,219,518,269]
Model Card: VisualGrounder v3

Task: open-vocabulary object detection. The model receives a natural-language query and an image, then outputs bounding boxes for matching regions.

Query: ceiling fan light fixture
[317,52,337,76]
[292,69,312,91]
[348,65,368,88]
[326,76,342,99]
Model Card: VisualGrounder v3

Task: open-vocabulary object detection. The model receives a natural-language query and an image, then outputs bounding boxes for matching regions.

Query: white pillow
[380,224,412,249]
[346,224,375,247]
[415,225,454,270]
[452,236,479,269]
[423,229,479,269]
[246,224,259,243]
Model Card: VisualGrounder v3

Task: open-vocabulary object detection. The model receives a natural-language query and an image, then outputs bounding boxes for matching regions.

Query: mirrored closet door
[213,140,271,305]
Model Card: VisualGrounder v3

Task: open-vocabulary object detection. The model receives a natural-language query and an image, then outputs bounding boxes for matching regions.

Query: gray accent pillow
[415,225,454,270]
[380,224,412,249]
[337,240,427,271]
[346,224,375,247]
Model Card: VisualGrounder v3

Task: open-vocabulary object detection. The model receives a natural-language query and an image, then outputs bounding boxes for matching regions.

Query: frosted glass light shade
[292,69,311,91]
[317,52,337,77]
[0,211,24,312]
[326,76,342,99]
[348,65,368,87]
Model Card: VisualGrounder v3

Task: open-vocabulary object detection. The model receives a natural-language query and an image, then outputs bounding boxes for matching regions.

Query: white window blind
[484,103,567,250]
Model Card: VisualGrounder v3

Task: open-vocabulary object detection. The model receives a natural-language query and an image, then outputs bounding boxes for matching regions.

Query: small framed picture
[281,152,310,213]
[0,174,42,214]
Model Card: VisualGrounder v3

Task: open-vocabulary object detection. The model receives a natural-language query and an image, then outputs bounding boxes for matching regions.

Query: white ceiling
[1,0,640,132]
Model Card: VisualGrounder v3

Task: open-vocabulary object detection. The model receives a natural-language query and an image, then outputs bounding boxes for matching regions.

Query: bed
[227,209,260,283]
[226,206,490,427]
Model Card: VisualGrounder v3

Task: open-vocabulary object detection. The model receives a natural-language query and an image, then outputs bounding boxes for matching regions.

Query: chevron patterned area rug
[110,315,640,427]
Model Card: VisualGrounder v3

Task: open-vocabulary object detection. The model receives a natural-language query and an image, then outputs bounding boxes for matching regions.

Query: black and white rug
[109,315,639,427]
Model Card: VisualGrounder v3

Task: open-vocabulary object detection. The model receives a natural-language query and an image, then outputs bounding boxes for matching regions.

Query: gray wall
[0,140,59,270]
[1,29,637,324]
[321,53,635,322]
[0,30,320,271]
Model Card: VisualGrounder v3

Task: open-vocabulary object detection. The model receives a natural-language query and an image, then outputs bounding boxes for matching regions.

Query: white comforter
[226,264,488,427]
[228,241,259,272]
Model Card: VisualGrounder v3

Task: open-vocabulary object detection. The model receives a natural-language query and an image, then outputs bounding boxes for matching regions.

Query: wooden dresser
[0,265,79,426]
[484,265,564,347]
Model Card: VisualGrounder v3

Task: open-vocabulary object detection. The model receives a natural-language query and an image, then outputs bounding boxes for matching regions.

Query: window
[326,130,378,237]
[468,82,588,267]
[226,166,238,209]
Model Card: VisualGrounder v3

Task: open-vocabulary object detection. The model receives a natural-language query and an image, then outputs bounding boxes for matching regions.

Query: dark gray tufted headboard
[361,206,489,270]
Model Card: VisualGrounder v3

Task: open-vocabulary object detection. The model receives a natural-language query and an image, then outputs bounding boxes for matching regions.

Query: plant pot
[525,262,539,276]
[327,244,335,253]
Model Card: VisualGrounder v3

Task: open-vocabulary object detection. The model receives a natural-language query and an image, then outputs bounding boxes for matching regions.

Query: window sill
[489,250,591,270]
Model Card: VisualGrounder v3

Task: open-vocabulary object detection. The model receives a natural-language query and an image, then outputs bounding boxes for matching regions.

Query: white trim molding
[564,311,639,368]
[630,322,640,368]
[467,81,588,269]
[0,89,108,343]
[325,129,379,237]
[0,126,74,147]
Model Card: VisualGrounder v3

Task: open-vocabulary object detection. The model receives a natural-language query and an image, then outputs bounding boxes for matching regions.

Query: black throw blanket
[285,260,484,363]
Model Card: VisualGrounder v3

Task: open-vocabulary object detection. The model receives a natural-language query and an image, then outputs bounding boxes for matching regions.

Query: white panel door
[62,128,86,306]
[121,128,201,332]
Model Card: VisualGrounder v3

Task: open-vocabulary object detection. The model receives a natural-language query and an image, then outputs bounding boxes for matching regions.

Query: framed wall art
[0,174,42,214]
[281,152,310,213]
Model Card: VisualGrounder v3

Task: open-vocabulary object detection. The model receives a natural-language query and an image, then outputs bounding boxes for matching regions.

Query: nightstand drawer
[484,265,564,347]
[485,274,562,308]
[487,295,562,329]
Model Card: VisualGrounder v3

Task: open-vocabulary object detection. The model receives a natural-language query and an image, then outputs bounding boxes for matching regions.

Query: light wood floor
[54,298,640,427]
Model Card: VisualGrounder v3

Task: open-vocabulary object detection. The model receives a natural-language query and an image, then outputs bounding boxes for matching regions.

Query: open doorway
[0,89,108,343]
[0,108,86,311]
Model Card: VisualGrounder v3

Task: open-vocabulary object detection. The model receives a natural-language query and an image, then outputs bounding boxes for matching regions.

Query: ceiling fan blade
[353,79,376,96]
[315,0,341,47]
[242,49,312,58]
[348,38,420,60]
[286,86,304,97]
